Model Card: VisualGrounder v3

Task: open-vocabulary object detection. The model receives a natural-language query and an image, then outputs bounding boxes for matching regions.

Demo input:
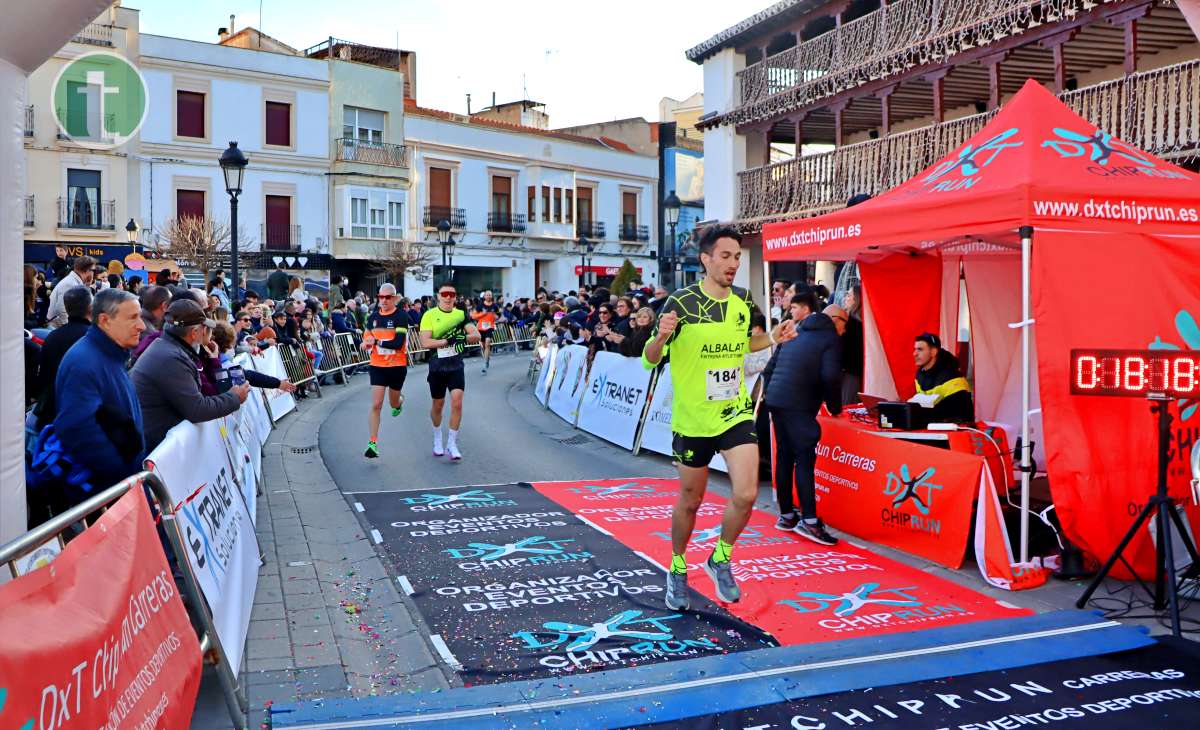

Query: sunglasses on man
[439,290,456,299]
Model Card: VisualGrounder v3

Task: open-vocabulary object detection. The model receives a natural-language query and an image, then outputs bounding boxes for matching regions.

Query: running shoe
[391,405,402,417]
[665,571,690,611]
[774,513,799,531]
[482,364,488,375]
[703,555,741,603]
[364,441,379,459]
[447,440,462,461]
[433,431,444,457]
[795,520,838,546]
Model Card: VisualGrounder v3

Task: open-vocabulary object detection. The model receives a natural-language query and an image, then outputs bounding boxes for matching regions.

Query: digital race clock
[1070,349,1200,398]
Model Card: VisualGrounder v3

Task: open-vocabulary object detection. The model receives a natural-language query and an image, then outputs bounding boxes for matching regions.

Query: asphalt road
[317,350,1084,617]
[320,351,689,493]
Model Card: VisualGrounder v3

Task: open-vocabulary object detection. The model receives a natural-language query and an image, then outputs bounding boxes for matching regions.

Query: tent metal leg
[1019,226,1034,564]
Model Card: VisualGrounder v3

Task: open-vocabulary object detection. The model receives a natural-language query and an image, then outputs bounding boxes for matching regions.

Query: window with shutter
[266,101,291,146]
[566,190,574,224]
[491,176,511,216]
[429,168,452,209]
[541,186,550,222]
[177,91,205,138]
[265,195,291,249]
[176,189,205,221]
[577,187,593,226]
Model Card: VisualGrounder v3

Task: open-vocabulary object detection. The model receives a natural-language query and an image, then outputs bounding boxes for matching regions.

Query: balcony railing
[736,59,1200,226]
[335,138,409,168]
[618,224,650,243]
[423,205,467,229]
[733,0,1088,126]
[73,23,114,46]
[23,106,33,138]
[488,212,527,234]
[262,224,301,251]
[576,220,606,239]
[24,196,34,228]
[58,197,115,230]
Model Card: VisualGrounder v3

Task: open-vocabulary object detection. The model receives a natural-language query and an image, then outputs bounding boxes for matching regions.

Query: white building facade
[403,108,658,299]
[137,34,330,285]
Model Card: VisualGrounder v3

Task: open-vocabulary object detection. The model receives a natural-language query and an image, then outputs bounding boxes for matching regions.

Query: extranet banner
[632,639,1200,729]
[357,484,774,684]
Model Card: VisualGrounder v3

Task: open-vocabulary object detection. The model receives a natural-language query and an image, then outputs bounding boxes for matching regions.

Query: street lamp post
[125,218,139,250]
[436,218,455,287]
[578,236,593,290]
[219,141,248,301]
[664,189,681,290]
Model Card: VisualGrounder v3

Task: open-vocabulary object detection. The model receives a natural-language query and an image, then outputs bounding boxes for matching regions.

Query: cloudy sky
[129,0,760,127]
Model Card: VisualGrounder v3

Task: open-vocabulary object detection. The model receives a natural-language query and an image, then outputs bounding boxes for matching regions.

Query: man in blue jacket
[52,288,147,501]
[764,289,844,546]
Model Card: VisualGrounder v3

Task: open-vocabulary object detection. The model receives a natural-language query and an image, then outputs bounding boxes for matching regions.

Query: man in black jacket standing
[34,286,92,428]
[765,289,843,545]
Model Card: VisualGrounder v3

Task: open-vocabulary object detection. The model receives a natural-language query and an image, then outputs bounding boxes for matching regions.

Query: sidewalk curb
[241,382,451,728]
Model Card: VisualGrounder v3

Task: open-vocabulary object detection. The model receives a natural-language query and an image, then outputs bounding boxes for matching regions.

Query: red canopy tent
[763,78,1200,580]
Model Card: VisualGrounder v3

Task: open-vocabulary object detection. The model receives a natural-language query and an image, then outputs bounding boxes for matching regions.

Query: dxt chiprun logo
[1041,126,1187,180]
[881,464,943,536]
[512,610,718,670]
[399,489,516,512]
[566,482,670,501]
[651,524,794,551]
[588,371,645,415]
[779,582,967,632]
[922,127,1022,192]
[442,536,592,571]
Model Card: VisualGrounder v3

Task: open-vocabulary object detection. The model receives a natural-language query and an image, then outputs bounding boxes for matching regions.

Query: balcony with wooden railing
[732,0,1101,128]
[736,59,1200,228]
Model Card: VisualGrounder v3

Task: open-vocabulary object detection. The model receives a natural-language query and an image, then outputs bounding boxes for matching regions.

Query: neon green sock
[711,538,733,564]
[670,554,688,574]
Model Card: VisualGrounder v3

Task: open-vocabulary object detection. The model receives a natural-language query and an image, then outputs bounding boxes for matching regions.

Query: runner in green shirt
[420,282,480,460]
[643,225,796,609]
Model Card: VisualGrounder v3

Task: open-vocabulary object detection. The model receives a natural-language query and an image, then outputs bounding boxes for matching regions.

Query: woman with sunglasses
[419,282,480,460]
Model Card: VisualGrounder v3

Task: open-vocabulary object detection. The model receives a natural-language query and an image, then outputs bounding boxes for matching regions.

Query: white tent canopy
[1,0,112,546]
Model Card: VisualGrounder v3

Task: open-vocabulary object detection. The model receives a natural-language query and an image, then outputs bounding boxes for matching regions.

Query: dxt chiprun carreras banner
[0,489,201,730]
[356,483,773,683]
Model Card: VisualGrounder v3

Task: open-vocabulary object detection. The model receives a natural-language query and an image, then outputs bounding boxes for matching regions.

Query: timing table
[807,410,1012,570]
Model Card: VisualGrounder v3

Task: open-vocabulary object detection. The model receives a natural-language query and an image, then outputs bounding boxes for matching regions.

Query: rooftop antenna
[466,93,471,115]
[523,74,528,103]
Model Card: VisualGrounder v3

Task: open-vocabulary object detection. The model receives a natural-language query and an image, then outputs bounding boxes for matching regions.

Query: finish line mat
[532,477,1031,645]
[627,638,1200,729]
[356,485,776,684]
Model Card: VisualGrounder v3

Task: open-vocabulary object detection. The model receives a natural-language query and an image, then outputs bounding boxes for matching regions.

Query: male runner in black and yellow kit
[420,281,480,460]
[361,283,407,458]
[643,225,796,609]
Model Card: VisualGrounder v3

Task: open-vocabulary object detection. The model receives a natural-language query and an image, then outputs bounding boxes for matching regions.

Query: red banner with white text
[1034,231,1200,579]
[534,478,1030,646]
[0,488,202,730]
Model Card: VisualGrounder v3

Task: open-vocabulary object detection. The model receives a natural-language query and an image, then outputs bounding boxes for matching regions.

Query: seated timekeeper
[912,332,974,423]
